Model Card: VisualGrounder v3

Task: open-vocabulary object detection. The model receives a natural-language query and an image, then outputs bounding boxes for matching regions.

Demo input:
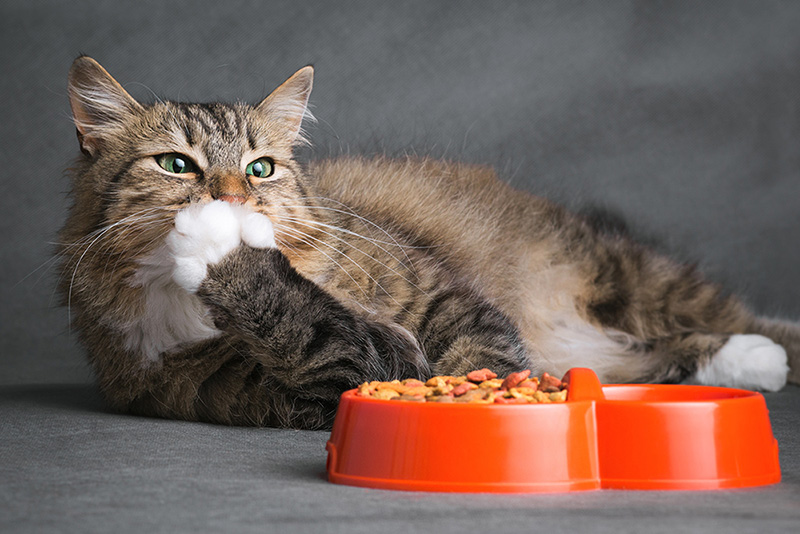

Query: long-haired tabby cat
[60,56,798,429]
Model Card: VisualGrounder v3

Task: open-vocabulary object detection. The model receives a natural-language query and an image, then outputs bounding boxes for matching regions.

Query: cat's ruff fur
[59,56,797,429]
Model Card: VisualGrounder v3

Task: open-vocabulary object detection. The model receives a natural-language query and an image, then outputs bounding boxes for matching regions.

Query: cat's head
[65,56,316,254]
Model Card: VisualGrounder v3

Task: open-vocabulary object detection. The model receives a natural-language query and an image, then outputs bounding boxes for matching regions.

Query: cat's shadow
[280,457,330,484]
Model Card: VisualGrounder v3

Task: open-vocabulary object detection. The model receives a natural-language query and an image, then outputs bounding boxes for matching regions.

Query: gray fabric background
[1,1,799,532]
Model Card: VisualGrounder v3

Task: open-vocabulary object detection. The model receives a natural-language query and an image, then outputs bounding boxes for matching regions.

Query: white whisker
[101,223,172,285]
[62,206,174,329]
[274,215,429,296]
[274,223,415,314]
[274,225,370,298]
[275,213,413,268]
[289,196,423,264]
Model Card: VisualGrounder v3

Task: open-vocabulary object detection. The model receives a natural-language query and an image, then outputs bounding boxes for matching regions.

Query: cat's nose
[210,173,249,204]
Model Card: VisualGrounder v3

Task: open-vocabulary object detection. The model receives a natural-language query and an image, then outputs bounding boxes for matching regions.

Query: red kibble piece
[540,372,563,392]
[517,379,538,391]
[467,368,498,382]
[451,382,478,396]
[501,369,531,390]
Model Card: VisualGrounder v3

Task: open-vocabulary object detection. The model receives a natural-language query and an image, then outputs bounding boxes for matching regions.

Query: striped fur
[59,57,800,429]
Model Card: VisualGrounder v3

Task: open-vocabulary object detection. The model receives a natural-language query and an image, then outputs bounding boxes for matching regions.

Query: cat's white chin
[166,200,276,293]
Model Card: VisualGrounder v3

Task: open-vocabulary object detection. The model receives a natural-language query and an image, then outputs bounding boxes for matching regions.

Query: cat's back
[308,156,564,255]
[307,157,583,311]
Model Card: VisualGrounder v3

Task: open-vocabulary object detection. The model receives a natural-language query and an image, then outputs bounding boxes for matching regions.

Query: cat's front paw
[196,246,285,332]
[166,201,275,292]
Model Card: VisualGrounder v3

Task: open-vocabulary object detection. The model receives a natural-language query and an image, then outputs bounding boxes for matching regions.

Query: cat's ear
[68,56,142,157]
[255,66,314,144]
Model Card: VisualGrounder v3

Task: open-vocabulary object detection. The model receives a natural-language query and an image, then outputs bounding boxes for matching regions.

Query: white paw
[165,201,275,292]
[240,211,276,249]
[691,334,789,391]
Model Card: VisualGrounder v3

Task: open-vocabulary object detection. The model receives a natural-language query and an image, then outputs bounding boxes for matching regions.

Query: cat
[59,56,799,429]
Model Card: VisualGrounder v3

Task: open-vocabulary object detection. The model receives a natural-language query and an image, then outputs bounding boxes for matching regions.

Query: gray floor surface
[2,383,798,534]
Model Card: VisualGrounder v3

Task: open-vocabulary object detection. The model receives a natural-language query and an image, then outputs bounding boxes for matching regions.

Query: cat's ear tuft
[255,66,315,145]
[68,56,142,157]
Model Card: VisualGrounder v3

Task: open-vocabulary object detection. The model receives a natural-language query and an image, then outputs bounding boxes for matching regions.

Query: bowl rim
[599,383,763,405]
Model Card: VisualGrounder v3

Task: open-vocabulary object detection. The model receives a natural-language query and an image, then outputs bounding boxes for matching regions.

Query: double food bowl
[326,368,780,492]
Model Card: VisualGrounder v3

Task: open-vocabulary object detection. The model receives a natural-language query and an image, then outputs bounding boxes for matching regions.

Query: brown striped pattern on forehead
[152,102,249,167]
[147,101,301,166]
[175,103,244,144]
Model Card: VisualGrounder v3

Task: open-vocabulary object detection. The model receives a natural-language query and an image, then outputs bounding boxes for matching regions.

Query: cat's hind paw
[691,334,789,391]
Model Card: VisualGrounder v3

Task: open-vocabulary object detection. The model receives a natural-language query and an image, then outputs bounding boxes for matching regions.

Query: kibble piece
[446,376,468,386]
[467,369,498,382]
[427,395,455,403]
[501,369,531,390]
[540,372,563,393]
[518,378,539,391]
[451,382,478,396]
[454,388,488,403]
[376,381,406,393]
[425,376,448,389]
[532,391,549,403]
[513,386,538,397]
[478,378,504,389]
[393,394,426,402]
[404,386,430,397]
[402,379,426,388]
[373,388,400,400]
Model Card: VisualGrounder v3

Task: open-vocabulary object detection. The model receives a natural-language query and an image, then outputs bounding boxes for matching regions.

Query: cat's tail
[748,316,800,385]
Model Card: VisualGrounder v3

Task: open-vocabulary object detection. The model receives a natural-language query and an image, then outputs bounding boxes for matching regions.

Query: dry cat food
[356,369,567,404]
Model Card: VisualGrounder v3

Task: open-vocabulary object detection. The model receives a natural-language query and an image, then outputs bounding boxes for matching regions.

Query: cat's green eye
[246,157,275,178]
[156,153,197,174]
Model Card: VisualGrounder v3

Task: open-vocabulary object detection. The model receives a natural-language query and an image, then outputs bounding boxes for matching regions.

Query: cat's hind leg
[576,234,794,390]
[612,324,792,393]
[595,326,791,391]
[635,330,788,391]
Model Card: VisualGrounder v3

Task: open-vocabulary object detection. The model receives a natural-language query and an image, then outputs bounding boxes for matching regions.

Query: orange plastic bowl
[325,368,781,493]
